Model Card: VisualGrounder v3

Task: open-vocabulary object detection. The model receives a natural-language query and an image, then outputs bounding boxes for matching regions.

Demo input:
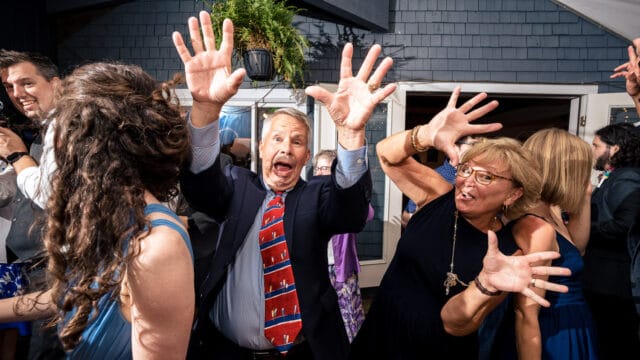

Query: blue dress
[487,218,599,360]
[65,203,192,359]
[539,232,599,359]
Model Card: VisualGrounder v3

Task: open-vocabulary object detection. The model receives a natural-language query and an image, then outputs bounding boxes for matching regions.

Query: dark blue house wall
[299,0,630,93]
[56,0,630,93]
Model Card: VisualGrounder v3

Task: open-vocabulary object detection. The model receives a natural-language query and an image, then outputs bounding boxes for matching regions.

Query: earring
[501,203,509,217]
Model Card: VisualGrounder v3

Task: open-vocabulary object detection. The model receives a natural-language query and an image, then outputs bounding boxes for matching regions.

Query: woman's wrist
[474,273,502,296]
[410,125,429,153]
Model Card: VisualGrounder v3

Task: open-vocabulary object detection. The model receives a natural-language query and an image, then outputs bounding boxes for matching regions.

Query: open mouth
[459,191,475,200]
[21,100,36,110]
[273,161,293,175]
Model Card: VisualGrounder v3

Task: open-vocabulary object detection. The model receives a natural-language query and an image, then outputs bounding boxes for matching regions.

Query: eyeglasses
[315,166,331,172]
[456,163,513,185]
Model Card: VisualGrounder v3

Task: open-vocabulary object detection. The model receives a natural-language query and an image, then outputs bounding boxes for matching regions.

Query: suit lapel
[200,174,265,303]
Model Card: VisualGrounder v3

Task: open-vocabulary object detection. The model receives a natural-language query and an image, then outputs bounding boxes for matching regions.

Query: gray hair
[261,107,312,147]
[313,149,337,168]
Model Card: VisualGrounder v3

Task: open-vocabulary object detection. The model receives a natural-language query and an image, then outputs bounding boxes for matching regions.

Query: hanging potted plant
[209,0,309,87]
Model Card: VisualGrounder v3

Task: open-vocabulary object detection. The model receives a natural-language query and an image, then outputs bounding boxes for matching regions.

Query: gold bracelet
[474,276,502,296]
[410,125,428,152]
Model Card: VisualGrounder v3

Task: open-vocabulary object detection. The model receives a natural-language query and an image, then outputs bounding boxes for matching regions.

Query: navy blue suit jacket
[182,156,372,360]
[584,167,640,297]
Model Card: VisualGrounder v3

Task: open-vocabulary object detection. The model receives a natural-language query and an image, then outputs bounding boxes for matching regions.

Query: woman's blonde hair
[461,137,542,220]
[523,128,593,214]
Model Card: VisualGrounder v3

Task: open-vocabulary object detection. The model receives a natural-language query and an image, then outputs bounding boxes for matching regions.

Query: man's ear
[610,144,620,157]
[51,76,61,88]
[305,149,311,164]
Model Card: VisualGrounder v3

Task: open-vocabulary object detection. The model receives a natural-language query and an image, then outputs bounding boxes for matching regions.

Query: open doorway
[403,92,573,214]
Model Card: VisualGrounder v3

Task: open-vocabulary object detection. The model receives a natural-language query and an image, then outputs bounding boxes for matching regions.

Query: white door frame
[359,82,600,287]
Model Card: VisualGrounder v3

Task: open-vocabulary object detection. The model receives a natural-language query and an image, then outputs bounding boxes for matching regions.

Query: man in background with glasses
[313,149,373,343]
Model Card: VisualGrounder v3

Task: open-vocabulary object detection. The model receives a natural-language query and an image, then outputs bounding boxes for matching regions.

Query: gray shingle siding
[56,0,630,93]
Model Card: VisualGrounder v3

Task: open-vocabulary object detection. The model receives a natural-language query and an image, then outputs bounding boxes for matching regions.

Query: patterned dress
[327,204,373,342]
[0,262,30,335]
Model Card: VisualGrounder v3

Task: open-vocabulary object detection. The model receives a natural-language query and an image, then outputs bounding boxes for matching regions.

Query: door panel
[582,92,638,142]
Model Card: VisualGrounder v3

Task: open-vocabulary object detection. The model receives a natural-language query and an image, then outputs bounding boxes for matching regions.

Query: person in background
[611,37,640,117]
[490,128,598,359]
[0,62,195,358]
[0,56,39,153]
[313,149,372,342]
[611,36,640,330]
[175,12,396,359]
[583,122,640,358]
[0,49,63,359]
[433,135,478,183]
[401,198,417,229]
[629,181,640,319]
[351,86,571,359]
[0,49,58,209]
[0,69,40,358]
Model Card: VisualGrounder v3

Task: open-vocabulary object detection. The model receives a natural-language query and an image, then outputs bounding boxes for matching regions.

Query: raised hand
[416,86,501,166]
[305,43,396,149]
[479,230,571,308]
[611,38,640,98]
[172,11,246,126]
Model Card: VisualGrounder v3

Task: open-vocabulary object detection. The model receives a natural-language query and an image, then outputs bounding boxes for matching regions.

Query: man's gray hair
[261,107,312,147]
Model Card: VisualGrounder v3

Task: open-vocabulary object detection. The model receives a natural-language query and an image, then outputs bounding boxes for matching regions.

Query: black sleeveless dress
[351,190,518,359]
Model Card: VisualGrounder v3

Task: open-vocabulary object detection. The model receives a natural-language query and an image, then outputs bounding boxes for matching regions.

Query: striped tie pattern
[259,192,302,354]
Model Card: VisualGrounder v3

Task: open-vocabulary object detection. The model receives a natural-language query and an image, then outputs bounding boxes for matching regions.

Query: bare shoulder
[512,215,556,252]
[126,208,193,306]
[513,214,547,233]
[124,206,194,358]
[136,212,190,267]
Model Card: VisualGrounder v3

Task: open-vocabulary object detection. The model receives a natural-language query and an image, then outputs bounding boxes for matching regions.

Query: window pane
[357,103,386,261]
[220,106,252,169]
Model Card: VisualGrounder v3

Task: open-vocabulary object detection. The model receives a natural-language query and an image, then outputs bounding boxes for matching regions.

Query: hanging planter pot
[243,48,275,81]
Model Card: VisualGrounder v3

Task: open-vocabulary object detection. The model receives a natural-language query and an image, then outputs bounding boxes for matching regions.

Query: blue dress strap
[144,203,193,261]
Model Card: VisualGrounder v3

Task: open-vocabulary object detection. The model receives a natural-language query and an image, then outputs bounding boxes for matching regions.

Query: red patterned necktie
[259,192,302,354]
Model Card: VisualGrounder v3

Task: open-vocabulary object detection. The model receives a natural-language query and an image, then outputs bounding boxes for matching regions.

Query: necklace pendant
[444,272,458,295]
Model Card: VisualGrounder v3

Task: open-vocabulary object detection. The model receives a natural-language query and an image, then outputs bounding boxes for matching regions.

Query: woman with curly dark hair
[0,62,194,359]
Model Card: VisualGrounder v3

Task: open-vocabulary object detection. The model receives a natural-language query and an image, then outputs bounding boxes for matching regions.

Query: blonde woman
[507,128,597,359]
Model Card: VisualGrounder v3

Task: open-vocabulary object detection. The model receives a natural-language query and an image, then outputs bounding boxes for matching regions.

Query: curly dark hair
[43,62,190,350]
[596,123,640,168]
